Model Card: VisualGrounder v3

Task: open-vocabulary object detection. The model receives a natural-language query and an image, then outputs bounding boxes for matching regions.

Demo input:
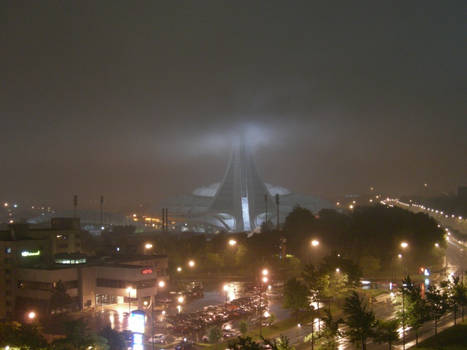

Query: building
[162,141,331,232]
[0,219,168,321]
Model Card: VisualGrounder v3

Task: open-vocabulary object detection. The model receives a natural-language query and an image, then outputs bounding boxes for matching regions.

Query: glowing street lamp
[228,239,237,247]
[158,280,166,288]
[398,254,403,259]
[259,269,270,337]
[335,268,340,273]
[434,243,439,248]
[176,266,182,272]
[177,295,185,304]
[27,311,36,320]
[400,242,409,249]
[311,239,320,247]
[144,242,153,250]
[188,260,195,268]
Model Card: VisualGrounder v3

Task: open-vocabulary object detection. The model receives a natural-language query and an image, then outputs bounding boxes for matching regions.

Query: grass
[413,321,467,350]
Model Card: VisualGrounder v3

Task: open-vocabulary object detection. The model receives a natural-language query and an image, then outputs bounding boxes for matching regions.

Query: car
[148,333,167,344]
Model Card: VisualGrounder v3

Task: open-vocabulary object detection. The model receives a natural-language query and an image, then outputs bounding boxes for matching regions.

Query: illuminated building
[0,219,168,320]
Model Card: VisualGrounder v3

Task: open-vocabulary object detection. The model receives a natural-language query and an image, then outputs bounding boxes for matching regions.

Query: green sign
[21,250,40,257]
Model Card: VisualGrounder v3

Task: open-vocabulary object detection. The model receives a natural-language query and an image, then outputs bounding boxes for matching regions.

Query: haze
[1,1,466,211]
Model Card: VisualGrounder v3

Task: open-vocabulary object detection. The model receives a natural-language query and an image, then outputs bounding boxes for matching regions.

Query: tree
[228,336,294,350]
[394,276,429,345]
[343,291,376,350]
[99,326,126,350]
[404,280,429,345]
[265,335,295,350]
[52,319,109,350]
[372,319,399,350]
[283,278,310,321]
[228,336,262,350]
[50,280,74,313]
[425,283,449,335]
[315,309,343,350]
[239,320,248,336]
[208,326,222,343]
[448,276,467,324]
[0,321,48,350]
[283,206,316,236]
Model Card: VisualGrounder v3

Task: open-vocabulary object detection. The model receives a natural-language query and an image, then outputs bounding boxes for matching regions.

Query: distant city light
[400,242,408,249]
[188,260,195,268]
[27,311,36,320]
[177,266,182,272]
[158,280,166,288]
[311,239,320,247]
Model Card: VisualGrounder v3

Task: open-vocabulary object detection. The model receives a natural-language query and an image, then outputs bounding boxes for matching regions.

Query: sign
[140,267,153,275]
[21,250,40,257]
[129,310,145,334]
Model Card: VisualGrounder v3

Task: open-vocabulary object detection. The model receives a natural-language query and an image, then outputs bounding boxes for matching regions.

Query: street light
[400,242,408,249]
[228,239,237,247]
[311,239,320,247]
[144,242,153,250]
[188,260,195,268]
[259,269,269,337]
[126,287,135,313]
[177,295,184,304]
[27,311,36,320]
[158,280,166,288]
[177,266,182,272]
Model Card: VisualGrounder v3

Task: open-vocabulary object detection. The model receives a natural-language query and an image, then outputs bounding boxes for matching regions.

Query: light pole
[259,269,269,337]
[402,283,406,350]
[126,287,135,314]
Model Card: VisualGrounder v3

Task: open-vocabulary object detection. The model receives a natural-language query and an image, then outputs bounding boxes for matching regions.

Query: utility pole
[275,194,280,230]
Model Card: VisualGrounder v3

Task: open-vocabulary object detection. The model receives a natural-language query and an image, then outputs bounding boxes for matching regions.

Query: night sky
[1,1,466,211]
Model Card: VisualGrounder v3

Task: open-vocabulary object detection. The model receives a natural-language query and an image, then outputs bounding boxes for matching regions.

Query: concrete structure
[15,255,168,318]
[163,142,332,232]
[0,219,168,321]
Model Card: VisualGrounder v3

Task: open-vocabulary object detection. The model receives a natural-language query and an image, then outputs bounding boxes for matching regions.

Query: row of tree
[399,275,467,345]
[0,319,126,350]
[145,204,445,278]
